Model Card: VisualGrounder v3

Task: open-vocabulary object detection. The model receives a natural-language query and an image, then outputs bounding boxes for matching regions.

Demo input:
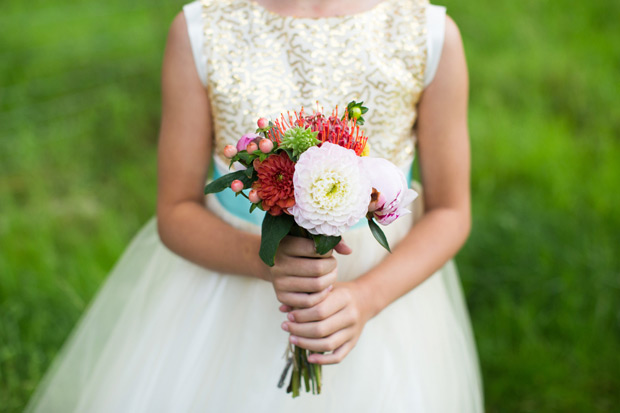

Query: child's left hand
[279,281,372,365]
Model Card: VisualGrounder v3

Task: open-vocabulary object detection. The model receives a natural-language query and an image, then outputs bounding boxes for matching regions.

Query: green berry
[350,106,362,120]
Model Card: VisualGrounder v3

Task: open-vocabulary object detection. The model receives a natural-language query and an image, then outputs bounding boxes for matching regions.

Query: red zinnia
[252,152,296,216]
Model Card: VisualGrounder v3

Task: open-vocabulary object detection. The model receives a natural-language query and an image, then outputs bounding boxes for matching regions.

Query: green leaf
[243,165,254,179]
[249,202,259,213]
[368,218,391,253]
[259,213,295,266]
[312,234,342,255]
[204,170,252,194]
[279,148,296,162]
[236,151,253,165]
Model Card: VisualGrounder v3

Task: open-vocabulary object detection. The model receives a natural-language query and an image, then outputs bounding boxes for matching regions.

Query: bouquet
[205,101,417,397]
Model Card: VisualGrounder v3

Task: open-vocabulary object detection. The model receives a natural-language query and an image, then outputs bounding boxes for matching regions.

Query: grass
[1,0,619,411]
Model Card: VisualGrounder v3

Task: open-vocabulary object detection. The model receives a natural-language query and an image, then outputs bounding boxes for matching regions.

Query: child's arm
[155,13,344,307]
[282,16,471,364]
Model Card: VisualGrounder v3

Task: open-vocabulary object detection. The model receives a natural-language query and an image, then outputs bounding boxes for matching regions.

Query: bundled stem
[282,346,322,397]
[280,224,331,397]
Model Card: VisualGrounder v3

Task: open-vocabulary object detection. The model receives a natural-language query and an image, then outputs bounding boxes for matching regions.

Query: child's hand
[267,236,351,309]
[280,281,370,365]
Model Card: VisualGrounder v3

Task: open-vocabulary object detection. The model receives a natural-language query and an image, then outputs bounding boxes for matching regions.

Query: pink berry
[257,117,269,129]
[248,189,261,203]
[259,139,274,153]
[237,133,260,152]
[246,142,258,154]
[231,180,244,193]
[223,144,238,158]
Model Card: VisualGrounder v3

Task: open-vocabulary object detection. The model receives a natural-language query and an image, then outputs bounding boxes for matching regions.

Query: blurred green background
[1,0,618,411]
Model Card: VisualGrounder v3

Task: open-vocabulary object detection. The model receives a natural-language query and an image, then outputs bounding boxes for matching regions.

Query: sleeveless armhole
[183,1,207,87]
[424,5,447,88]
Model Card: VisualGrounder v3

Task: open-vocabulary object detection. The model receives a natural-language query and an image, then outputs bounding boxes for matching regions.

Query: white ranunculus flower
[290,143,372,236]
[361,157,418,225]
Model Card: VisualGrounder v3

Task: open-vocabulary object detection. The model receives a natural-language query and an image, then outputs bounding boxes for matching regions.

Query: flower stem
[301,350,311,393]
[314,361,322,394]
[293,346,302,397]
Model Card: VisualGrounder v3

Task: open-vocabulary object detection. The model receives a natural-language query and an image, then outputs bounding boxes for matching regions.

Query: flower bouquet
[204,101,417,397]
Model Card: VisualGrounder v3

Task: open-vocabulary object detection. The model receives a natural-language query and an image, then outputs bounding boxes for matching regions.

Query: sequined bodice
[201,0,428,170]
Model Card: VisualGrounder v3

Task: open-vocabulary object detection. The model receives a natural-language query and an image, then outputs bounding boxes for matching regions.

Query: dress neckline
[246,0,392,21]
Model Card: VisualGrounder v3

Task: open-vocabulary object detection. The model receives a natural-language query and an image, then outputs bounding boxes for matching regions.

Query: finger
[289,328,351,353]
[275,269,337,293]
[288,291,347,323]
[276,285,333,308]
[275,255,337,278]
[283,308,351,339]
[279,236,332,258]
[279,304,292,313]
[307,341,354,365]
[334,239,352,255]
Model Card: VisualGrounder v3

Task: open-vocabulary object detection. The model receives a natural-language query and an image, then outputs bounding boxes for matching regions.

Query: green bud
[280,126,320,159]
[349,106,362,120]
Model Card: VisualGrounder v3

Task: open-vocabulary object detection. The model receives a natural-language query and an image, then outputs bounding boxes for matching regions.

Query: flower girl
[27,0,484,411]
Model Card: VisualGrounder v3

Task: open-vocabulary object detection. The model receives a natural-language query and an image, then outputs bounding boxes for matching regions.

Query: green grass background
[1,0,618,411]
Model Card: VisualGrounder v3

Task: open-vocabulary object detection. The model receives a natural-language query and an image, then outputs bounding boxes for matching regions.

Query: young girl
[27,0,483,411]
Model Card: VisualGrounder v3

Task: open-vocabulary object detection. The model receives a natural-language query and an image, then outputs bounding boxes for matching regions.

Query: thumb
[334,239,352,255]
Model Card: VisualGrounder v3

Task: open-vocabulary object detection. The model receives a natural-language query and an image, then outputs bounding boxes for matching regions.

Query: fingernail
[327,284,334,292]
[281,322,289,332]
[288,313,295,322]
[289,336,298,345]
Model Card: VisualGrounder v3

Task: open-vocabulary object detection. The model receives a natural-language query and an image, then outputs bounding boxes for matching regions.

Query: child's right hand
[267,236,352,309]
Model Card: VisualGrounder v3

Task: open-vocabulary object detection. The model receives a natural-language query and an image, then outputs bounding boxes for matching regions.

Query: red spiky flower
[251,152,296,216]
[266,104,368,156]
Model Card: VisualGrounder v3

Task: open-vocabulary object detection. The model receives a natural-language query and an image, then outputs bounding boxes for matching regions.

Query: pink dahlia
[290,143,371,236]
[251,152,296,216]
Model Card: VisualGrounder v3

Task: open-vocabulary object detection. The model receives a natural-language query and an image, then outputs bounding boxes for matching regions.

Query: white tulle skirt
[26,192,484,412]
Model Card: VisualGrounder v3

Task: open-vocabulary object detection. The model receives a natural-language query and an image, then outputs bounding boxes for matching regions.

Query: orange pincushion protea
[252,152,296,216]
[266,105,369,156]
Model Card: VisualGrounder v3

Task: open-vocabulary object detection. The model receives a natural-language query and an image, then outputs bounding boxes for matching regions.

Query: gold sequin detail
[202,0,428,169]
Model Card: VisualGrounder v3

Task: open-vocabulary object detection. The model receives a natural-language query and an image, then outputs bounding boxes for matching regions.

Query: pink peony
[361,157,418,225]
[236,133,261,152]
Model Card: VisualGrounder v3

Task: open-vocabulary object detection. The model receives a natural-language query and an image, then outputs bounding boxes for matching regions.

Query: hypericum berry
[231,180,244,193]
[223,145,238,158]
[237,133,260,152]
[349,106,362,120]
[246,142,258,154]
[259,139,274,153]
[248,189,261,203]
[257,117,269,129]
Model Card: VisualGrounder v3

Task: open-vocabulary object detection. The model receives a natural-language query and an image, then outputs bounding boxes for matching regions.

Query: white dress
[26,1,484,411]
